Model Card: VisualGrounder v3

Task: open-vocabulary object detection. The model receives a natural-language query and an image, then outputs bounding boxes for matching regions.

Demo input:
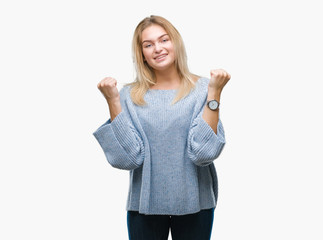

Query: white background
[1,0,322,239]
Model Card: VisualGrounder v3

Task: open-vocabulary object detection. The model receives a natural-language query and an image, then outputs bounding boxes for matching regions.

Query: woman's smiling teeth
[154,54,167,61]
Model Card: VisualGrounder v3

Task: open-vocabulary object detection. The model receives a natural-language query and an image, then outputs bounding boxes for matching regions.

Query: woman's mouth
[154,54,167,62]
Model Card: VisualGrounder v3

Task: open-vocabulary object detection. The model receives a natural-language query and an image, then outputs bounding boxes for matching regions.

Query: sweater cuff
[94,110,136,149]
[188,113,226,166]
[194,114,225,146]
[93,110,144,168]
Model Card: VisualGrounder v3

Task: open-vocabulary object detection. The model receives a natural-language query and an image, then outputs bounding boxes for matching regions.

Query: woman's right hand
[97,77,120,102]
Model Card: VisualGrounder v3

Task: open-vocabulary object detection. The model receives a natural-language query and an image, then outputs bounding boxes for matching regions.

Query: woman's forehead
[141,25,168,40]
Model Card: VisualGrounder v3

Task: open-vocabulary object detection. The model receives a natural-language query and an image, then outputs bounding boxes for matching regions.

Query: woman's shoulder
[119,84,133,97]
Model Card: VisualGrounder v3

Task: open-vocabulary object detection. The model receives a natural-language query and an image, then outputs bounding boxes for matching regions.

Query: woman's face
[141,24,176,71]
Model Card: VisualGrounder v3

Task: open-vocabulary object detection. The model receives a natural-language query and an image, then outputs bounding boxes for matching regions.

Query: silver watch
[207,99,220,111]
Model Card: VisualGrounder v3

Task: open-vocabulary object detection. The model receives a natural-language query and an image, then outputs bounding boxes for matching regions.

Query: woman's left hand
[209,69,231,93]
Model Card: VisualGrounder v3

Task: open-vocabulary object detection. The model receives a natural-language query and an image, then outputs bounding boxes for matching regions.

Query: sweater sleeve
[92,87,145,170]
[187,110,226,167]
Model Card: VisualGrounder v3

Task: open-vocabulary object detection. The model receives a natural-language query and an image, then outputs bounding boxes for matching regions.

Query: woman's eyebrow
[142,34,169,44]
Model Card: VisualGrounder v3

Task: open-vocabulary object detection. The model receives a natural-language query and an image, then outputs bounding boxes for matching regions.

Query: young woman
[93,15,231,240]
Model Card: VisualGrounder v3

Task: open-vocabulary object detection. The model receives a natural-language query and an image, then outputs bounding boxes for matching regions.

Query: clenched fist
[209,69,231,93]
[97,77,120,102]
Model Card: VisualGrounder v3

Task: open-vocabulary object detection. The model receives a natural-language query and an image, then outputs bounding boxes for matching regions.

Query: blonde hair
[125,15,200,106]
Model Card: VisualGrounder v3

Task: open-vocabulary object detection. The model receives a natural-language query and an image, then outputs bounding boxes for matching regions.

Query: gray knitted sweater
[93,77,226,215]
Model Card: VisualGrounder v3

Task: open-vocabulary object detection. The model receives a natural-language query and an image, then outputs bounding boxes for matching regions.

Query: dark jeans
[127,208,215,240]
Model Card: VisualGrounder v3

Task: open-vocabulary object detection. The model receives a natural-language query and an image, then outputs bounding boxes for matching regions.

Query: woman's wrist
[106,96,120,105]
[207,88,222,102]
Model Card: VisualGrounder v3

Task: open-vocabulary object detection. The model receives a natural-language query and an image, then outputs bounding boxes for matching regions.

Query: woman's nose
[154,43,162,52]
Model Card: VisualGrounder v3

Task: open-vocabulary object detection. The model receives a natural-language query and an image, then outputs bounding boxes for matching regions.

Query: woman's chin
[150,61,175,71]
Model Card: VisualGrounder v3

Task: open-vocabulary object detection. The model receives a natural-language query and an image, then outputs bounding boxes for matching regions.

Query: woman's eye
[162,39,168,42]
[144,44,152,48]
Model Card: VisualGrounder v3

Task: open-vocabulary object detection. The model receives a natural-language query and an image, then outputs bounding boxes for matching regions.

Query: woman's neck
[152,66,181,89]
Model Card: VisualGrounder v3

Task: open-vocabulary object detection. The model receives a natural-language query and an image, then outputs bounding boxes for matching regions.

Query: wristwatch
[207,99,220,111]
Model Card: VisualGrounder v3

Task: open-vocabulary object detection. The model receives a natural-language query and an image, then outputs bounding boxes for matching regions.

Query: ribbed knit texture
[93,77,226,215]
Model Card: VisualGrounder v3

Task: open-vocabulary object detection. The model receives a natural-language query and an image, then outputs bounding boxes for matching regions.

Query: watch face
[209,100,219,110]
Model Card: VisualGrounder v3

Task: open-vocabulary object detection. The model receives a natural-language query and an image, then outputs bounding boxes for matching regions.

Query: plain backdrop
[1,0,322,239]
